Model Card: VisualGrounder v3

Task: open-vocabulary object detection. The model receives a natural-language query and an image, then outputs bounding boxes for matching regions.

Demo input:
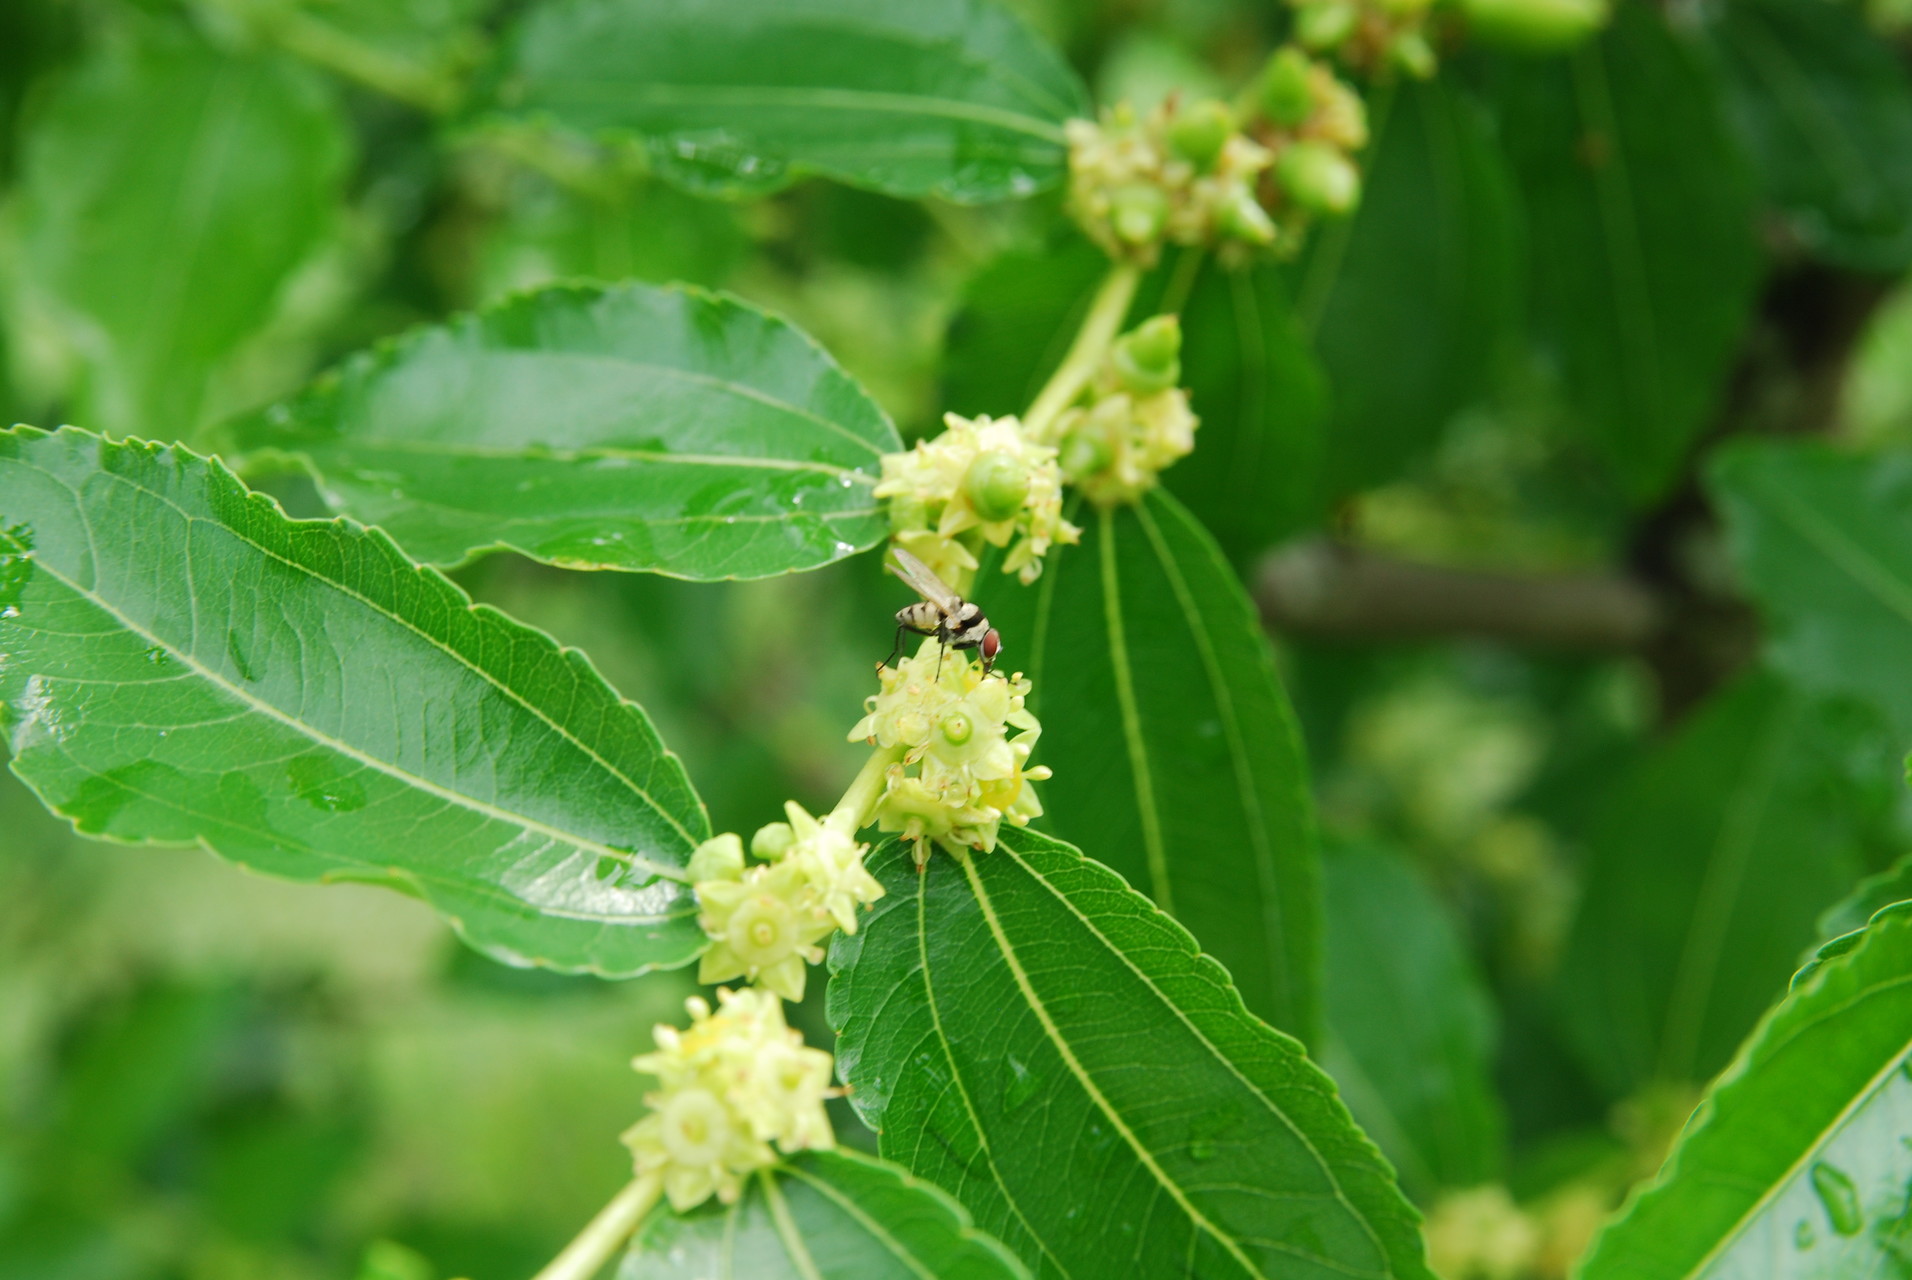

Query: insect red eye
[981,630,1001,661]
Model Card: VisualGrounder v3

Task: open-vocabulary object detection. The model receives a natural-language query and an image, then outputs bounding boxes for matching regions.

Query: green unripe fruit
[1458,0,1608,51]
[751,821,795,862]
[1167,99,1235,171]
[1276,141,1362,216]
[1257,48,1317,129]
[1295,0,1360,49]
[1112,316,1183,395]
[1059,426,1113,479]
[1216,184,1278,245]
[964,450,1031,523]
[1110,184,1169,245]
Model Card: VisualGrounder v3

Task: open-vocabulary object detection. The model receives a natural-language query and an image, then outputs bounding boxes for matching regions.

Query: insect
[883,547,1002,678]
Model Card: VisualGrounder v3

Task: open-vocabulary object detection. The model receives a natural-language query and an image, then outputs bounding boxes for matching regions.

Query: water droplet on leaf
[1811,1161,1864,1236]
[1002,1056,1040,1112]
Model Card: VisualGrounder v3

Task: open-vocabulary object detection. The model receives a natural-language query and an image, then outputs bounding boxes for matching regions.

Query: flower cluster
[1247,48,1370,223]
[623,989,837,1211]
[1052,315,1200,507]
[851,638,1049,865]
[691,802,885,1002]
[1065,99,1277,266]
[1289,0,1438,79]
[875,412,1077,587]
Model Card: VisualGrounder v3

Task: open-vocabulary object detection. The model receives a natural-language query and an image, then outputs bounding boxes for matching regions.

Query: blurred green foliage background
[7,0,1912,1276]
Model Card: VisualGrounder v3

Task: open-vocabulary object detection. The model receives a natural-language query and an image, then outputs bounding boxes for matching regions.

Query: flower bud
[1276,141,1362,216]
[1459,0,1608,51]
[1256,48,1317,129]
[963,450,1032,523]
[1295,0,1361,49]
[1167,99,1235,171]
[751,821,795,861]
[1110,183,1171,245]
[688,832,745,882]
[1111,316,1182,396]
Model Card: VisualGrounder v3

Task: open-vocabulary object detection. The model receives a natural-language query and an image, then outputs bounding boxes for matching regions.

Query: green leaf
[1290,77,1518,499]
[1487,5,1762,501]
[1696,0,1912,272]
[1578,902,1912,1278]
[986,489,1322,1039]
[222,282,900,580]
[826,827,1430,1280]
[1319,840,1505,1197]
[474,0,1088,202]
[15,24,349,439]
[1712,440,1912,749]
[1818,853,1912,947]
[1554,672,1891,1094]
[0,426,709,976]
[1164,261,1329,565]
[623,1150,1030,1279]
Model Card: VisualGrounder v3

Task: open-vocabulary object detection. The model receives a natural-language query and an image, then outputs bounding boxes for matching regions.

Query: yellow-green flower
[876,413,1076,586]
[695,860,836,1002]
[623,989,837,1212]
[849,639,1047,865]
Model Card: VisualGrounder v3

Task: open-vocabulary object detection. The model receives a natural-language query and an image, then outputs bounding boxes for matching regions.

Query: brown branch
[1255,540,1666,652]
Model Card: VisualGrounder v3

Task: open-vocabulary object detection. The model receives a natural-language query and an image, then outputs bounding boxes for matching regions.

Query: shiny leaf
[1319,840,1505,1196]
[474,0,1087,202]
[0,426,708,976]
[1697,0,1912,271]
[1554,672,1892,1093]
[1579,902,1912,1278]
[827,827,1430,1280]
[1488,5,1762,500]
[623,1150,1029,1279]
[223,282,898,580]
[15,25,348,439]
[987,489,1322,1039]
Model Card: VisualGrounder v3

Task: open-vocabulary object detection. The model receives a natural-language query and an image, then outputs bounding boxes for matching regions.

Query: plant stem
[530,1173,662,1280]
[1022,262,1142,443]
[826,744,906,838]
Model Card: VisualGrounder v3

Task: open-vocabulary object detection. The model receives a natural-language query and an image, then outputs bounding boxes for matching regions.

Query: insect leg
[882,622,909,670]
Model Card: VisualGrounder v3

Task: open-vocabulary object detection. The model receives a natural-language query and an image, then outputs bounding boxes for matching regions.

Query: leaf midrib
[538,81,1068,144]
[781,1158,940,1280]
[309,347,893,461]
[990,840,1393,1274]
[910,862,1072,1278]
[1097,507,1171,912]
[1134,496,1295,1026]
[18,449,697,874]
[1685,996,1912,1274]
[298,436,880,481]
[36,551,686,882]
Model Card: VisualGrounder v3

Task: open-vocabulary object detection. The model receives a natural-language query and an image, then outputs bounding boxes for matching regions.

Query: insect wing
[888,547,962,611]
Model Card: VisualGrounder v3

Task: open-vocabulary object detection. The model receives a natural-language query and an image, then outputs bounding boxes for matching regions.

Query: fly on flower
[883,546,1002,678]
